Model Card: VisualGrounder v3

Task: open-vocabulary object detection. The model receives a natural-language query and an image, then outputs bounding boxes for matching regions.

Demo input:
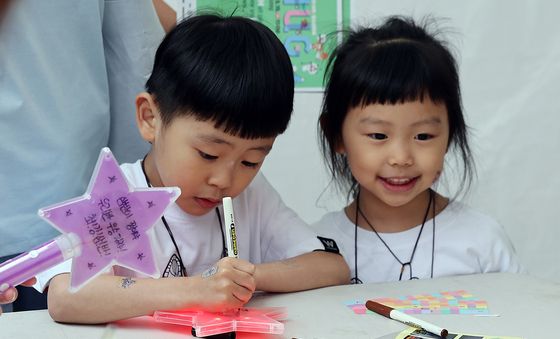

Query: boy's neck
[345,190,447,233]
[142,151,163,187]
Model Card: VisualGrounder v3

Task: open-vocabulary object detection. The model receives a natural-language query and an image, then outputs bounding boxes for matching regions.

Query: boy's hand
[190,257,256,312]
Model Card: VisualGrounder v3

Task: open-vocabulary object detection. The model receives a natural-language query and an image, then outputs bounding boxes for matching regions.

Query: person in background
[0,278,35,315]
[0,0,170,312]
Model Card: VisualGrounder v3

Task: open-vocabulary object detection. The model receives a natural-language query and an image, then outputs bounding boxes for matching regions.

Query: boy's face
[138,94,276,216]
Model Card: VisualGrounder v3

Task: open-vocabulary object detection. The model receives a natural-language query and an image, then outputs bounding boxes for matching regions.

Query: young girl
[312,16,522,284]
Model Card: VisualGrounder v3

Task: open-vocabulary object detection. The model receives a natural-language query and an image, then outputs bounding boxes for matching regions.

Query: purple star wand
[0,148,180,292]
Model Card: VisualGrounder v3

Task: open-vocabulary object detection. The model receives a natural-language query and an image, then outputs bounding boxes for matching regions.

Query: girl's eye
[242,161,259,168]
[369,133,387,140]
[198,151,218,160]
[415,133,433,141]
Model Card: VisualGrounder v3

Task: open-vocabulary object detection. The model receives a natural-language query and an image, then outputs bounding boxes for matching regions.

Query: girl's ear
[334,138,346,154]
[433,170,442,184]
[319,114,346,154]
[135,92,160,143]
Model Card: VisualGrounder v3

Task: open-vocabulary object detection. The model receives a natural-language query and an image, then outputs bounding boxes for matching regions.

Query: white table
[1,273,558,339]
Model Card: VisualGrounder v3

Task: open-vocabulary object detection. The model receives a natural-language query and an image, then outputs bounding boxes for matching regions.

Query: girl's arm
[254,251,350,292]
[47,257,256,324]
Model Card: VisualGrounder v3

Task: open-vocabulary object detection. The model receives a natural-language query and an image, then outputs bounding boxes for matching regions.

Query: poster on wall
[166,0,351,92]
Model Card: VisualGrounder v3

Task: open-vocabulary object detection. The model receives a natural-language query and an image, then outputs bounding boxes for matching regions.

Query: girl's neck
[345,189,447,233]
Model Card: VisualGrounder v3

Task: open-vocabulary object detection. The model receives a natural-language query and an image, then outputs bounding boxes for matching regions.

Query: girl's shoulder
[310,209,352,233]
[439,200,507,237]
[442,200,497,222]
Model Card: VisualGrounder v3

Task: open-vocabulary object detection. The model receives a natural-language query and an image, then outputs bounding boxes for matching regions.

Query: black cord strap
[140,155,227,277]
[352,189,436,282]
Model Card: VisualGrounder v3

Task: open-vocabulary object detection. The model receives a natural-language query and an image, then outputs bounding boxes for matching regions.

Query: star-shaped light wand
[0,148,180,292]
[154,307,286,337]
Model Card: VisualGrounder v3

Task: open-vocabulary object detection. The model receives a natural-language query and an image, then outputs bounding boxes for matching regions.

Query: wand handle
[0,234,80,292]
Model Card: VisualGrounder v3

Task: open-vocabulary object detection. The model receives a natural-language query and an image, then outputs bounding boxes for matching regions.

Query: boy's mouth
[378,176,419,192]
[194,197,220,209]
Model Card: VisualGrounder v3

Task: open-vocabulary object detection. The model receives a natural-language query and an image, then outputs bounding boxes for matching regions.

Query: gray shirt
[0,0,164,257]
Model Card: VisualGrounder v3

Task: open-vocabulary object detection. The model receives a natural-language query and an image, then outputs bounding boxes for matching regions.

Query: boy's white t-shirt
[311,201,524,284]
[35,160,326,290]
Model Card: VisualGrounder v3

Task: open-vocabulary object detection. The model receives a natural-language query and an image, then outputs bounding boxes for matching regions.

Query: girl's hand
[187,257,256,312]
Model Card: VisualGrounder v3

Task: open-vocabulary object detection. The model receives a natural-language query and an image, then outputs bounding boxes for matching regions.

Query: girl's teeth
[386,178,411,185]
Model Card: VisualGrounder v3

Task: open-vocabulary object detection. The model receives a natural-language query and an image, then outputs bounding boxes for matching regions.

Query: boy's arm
[47,257,256,324]
[254,251,350,292]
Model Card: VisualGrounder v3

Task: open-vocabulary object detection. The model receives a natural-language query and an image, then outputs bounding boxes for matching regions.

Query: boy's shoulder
[119,159,145,186]
[237,172,279,202]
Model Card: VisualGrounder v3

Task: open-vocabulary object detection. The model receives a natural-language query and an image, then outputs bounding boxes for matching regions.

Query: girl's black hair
[146,13,294,139]
[319,16,474,198]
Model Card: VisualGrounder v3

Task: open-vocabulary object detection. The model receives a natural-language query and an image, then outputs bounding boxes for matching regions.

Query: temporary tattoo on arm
[202,265,218,278]
[121,277,136,289]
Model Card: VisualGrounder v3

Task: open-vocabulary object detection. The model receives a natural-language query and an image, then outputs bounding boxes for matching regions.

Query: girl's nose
[387,142,413,167]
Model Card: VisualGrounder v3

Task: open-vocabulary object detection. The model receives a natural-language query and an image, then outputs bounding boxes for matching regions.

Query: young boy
[40,14,349,324]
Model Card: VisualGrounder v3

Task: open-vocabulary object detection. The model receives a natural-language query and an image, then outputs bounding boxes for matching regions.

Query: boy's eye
[368,133,387,140]
[198,151,218,160]
[415,133,433,141]
[242,161,259,168]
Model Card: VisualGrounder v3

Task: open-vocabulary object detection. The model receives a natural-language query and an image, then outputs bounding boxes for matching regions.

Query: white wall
[262,1,560,282]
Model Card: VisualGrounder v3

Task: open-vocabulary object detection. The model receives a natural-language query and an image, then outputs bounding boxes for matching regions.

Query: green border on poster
[187,0,351,91]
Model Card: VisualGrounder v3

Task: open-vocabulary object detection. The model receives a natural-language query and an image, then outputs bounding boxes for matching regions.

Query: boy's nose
[208,166,234,190]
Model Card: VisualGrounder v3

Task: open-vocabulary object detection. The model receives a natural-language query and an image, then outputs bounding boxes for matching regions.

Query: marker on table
[366,300,448,338]
[222,197,238,258]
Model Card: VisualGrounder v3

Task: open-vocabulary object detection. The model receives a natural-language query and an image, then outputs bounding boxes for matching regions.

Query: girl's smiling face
[339,99,449,209]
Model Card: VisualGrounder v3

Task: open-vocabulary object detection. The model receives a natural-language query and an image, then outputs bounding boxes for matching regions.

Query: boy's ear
[135,92,160,143]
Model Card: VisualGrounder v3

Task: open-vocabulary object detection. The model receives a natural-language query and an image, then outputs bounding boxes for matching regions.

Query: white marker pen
[222,197,238,258]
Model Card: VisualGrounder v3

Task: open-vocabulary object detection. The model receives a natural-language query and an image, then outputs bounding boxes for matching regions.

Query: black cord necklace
[140,156,227,277]
[351,189,436,283]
